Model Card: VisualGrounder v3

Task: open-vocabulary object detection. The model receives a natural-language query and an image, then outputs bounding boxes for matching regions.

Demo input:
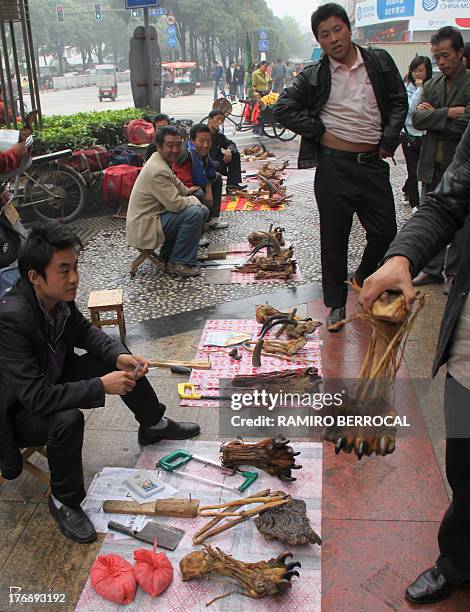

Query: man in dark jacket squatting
[0,223,200,543]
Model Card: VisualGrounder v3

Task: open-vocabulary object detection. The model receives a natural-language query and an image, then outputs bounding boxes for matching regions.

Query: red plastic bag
[102,164,141,201]
[133,547,173,597]
[90,554,136,604]
[124,119,154,145]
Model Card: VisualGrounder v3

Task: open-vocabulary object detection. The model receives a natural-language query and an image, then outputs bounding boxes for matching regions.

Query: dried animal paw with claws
[254,498,322,546]
[180,545,300,600]
[221,436,302,482]
[322,399,397,459]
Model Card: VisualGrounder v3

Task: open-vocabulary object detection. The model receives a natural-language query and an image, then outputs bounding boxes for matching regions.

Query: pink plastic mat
[181,319,322,408]
[75,440,322,612]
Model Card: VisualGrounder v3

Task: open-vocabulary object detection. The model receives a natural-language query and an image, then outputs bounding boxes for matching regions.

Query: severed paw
[322,403,397,459]
[221,436,302,482]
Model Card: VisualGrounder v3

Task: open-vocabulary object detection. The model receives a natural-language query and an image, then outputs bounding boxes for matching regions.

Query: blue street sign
[259,29,268,40]
[166,24,176,34]
[259,39,269,51]
[125,0,158,9]
[167,37,177,48]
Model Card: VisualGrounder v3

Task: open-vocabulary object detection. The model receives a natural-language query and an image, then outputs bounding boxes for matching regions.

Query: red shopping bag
[102,164,141,201]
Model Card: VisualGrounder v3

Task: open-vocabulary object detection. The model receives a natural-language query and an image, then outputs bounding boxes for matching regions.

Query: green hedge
[33,108,154,154]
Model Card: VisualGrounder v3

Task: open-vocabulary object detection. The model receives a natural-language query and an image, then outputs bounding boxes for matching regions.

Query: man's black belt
[320,146,379,164]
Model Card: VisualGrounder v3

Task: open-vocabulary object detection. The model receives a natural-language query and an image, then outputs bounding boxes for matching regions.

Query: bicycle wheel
[23,164,87,223]
[274,123,297,141]
[261,123,278,139]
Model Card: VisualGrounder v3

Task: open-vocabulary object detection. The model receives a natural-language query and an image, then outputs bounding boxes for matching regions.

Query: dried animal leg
[221,436,302,482]
[180,545,300,600]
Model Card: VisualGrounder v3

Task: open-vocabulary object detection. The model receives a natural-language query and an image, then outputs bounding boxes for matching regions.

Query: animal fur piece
[221,436,302,482]
[179,545,300,602]
[254,498,322,546]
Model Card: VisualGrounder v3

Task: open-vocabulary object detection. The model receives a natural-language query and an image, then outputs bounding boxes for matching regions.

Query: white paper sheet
[82,467,177,534]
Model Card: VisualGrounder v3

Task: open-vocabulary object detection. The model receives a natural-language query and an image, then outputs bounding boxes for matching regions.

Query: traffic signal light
[56,5,64,22]
[94,3,102,21]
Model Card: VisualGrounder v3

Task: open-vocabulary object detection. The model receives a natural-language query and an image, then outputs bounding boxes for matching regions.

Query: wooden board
[148,359,211,370]
[87,288,123,308]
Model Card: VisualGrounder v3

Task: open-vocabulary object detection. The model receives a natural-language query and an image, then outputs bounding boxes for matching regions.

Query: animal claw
[335,437,345,454]
[278,472,296,482]
[286,561,302,571]
[283,570,300,580]
[357,440,366,460]
[277,551,293,563]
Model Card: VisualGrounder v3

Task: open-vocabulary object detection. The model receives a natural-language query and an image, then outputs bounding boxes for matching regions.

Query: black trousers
[436,375,470,583]
[400,133,422,208]
[422,168,461,280]
[11,354,165,508]
[213,152,242,186]
[193,173,223,220]
[314,153,397,307]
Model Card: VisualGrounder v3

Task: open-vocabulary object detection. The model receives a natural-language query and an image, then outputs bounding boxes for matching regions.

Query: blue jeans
[213,80,226,99]
[160,205,209,265]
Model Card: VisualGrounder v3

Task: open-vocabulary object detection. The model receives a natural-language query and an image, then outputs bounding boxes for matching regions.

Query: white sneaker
[199,236,210,247]
[205,218,228,230]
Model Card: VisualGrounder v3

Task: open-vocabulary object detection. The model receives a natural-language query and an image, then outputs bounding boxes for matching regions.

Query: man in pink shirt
[275,3,407,331]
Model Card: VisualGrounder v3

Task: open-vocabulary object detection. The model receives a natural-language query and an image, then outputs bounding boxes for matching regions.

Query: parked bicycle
[7,150,87,223]
[202,98,297,142]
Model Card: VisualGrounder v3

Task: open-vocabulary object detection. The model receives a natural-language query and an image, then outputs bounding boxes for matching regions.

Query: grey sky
[265,0,318,32]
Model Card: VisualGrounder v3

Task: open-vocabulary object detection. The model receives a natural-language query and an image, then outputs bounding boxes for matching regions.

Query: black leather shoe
[405,566,453,604]
[48,496,97,544]
[226,184,247,193]
[326,307,346,332]
[138,418,201,446]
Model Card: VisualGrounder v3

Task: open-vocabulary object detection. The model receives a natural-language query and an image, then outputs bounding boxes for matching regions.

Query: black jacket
[385,123,470,375]
[0,280,127,472]
[209,130,237,163]
[274,45,408,169]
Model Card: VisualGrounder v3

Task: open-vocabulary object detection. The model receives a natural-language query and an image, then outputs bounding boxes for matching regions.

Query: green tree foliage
[28,0,301,75]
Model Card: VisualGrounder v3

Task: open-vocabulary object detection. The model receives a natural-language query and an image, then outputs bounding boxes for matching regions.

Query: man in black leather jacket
[0,222,200,544]
[274,3,407,331]
[360,123,470,605]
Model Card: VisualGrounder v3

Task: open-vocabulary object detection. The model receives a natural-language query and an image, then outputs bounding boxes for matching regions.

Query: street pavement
[36,83,215,119]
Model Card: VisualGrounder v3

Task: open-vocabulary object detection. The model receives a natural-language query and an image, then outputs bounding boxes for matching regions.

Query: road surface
[35,82,214,120]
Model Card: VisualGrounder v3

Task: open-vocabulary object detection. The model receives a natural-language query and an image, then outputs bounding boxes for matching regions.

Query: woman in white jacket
[400,56,433,210]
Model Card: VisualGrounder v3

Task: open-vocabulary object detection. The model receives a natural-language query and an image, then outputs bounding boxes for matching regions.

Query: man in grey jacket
[360,122,470,605]
[412,26,470,288]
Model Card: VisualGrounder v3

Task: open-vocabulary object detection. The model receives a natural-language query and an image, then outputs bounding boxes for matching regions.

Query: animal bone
[254,498,322,546]
[221,436,302,482]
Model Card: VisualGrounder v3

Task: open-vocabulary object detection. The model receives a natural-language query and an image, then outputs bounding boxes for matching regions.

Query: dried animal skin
[254,499,322,546]
[221,436,302,482]
[255,265,296,280]
[179,545,300,600]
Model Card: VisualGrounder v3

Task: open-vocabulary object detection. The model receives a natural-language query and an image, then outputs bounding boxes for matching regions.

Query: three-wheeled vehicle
[96,64,118,102]
[161,61,198,96]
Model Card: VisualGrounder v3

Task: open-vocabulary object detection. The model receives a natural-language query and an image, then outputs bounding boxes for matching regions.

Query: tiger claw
[335,437,345,454]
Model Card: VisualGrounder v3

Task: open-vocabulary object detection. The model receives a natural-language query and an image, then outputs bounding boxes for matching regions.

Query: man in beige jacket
[126,126,209,278]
